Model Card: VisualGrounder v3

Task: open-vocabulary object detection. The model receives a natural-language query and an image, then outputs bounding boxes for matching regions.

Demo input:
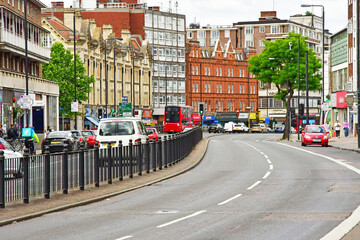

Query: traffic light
[290,107,296,127]
[97,108,103,119]
[199,102,204,115]
[299,103,304,116]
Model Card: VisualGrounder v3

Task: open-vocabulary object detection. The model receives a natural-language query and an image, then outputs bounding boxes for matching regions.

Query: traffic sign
[122,96,128,103]
[19,95,34,109]
[118,102,132,117]
[71,101,79,112]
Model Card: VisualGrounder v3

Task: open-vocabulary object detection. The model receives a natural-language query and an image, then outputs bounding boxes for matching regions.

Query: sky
[42,0,347,34]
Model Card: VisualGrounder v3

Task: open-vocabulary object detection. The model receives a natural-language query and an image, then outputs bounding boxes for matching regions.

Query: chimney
[259,11,279,21]
[51,1,64,8]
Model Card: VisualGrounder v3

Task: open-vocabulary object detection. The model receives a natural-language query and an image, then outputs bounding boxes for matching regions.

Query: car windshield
[0,138,13,150]
[71,131,81,137]
[234,125,241,127]
[253,125,260,127]
[99,121,135,136]
[48,131,70,138]
[82,131,94,136]
[217,124,222,127]
[306,126,325,133]
[147,129,155,134]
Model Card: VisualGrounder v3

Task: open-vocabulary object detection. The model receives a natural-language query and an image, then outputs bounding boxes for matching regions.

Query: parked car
[41,131,78,153]
[251,124,269,133]
[81,130,96,148]
[146,128,159,141]
[208,123,224,133]
[275,126,285,133]
[71,130,86,148]
[224,122,235,133]
[301,125,328,147]
[238,122,249,133]
[96,117,148,148]
[233,124,242,133]
[0,138,23,178]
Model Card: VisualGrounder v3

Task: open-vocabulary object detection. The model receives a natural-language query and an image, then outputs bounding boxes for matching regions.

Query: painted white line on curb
[218,194,243,206]
[115,236,133,240]
[269,165,273,170]
[157,210,206,228]
[278,143,360,240]
[262,172,271,179]
[247,181,262,190]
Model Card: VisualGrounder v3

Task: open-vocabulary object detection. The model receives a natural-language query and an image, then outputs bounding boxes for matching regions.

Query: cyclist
[22,126,39,155]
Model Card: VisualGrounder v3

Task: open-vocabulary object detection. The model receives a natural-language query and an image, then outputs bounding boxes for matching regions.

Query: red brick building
[186,40,258,119]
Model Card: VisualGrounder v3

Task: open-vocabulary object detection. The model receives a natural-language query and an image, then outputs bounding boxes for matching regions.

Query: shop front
[203,115,215,126]
[215,112,238,126]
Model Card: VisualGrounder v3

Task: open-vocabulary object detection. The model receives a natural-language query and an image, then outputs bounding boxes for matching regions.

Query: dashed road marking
[262,172,271,179]
[247,181,262,190]
[269,165,273,170]
[115,236,133,240]
[157,210,207,228]
[218,194,242,206]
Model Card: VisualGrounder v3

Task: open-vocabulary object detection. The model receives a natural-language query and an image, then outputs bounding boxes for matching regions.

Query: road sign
[122,96,128,103]
[71,101,79,112]
[19,95,34,109]
[118,102,132,117]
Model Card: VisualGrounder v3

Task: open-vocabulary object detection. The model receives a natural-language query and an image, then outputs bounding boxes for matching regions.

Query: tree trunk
[282,91,294,140]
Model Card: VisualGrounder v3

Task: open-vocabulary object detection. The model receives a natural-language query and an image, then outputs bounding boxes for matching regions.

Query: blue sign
[265,117,270,124]
[214,120,219,123]
[122,96,128,103]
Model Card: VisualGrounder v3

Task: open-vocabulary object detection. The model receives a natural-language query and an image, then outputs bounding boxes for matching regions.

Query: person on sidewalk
[343,119,350,137]
[324,121,332,139]
[334,120,341,138]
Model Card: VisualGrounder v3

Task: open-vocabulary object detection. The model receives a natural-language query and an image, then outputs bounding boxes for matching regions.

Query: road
[1,133,360,240]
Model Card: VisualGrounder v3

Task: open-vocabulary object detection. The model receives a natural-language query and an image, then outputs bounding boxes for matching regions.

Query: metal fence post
[163,136,168,168]
[129,139,133,178]
[94,144,100,187]
[151,139,156,172]
[0,151,5,208]
[107,142,113,184]
[145,138,150,174]
[138,138,143,176]
[79,143,85,190]
[62,145,69,194]
[44,146,51,199]
[23,148,30,204]
[158,137,163,170]
[168,135,172,166]
[119,140,123,181]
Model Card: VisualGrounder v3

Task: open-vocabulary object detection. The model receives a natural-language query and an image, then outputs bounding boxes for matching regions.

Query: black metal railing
[0,127,202,208]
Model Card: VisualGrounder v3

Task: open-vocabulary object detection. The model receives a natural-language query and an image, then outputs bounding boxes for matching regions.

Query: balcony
[0,28,50,61]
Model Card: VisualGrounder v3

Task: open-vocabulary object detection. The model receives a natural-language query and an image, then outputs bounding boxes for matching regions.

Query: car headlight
[305,135,311,139]
[323,135,328,139]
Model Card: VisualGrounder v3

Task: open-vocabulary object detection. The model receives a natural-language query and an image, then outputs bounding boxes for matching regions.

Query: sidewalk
[329,136,360,153]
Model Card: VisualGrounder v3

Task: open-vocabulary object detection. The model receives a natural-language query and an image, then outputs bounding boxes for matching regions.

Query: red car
[81,130,96,148]
[146,128,159,141]
[301,125,328,147]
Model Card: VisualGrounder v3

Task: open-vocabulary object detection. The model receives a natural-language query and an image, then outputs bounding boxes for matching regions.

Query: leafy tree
[42,42,95,117]
[248,32,322,139]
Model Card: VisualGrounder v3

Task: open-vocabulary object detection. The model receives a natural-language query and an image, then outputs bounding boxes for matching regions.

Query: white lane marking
[262,172,271,179]
[264,155,268,159]
[267,159,272,164]
[157,210,206,228]
[277,143,360,239]
[256,140,259,142]
[247,181,262,190]
[218,194,242,206]
[260,152,264,155]
[115,236,133,240]
[269,165,273,170]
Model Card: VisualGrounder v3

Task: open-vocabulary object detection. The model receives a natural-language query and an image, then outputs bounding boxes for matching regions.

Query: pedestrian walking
[7,124,19,143]
[0,124,4,138]
[324,121,332,138]
[334,120,341,138]
[343,119,350,137]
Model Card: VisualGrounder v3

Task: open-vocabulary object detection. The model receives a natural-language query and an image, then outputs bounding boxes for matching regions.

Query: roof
[47,18,80,41]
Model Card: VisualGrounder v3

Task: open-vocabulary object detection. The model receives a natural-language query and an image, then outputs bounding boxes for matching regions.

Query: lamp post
[131,49,144,114]
[357,0,360,148]
[301,4,325,124]
[24,0,29,127]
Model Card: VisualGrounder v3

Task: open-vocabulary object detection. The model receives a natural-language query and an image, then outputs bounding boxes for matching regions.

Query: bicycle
[11,138,25,152]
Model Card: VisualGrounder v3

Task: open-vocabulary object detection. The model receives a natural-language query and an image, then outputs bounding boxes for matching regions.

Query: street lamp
[301,4,325,124]
[357,0,360,148]
[24,0,29,127]
[103,37,123,118]
[131,49,144,113]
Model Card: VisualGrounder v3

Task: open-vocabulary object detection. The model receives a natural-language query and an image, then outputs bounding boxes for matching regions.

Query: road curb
[0,136,211,227]
[329,145,360,153]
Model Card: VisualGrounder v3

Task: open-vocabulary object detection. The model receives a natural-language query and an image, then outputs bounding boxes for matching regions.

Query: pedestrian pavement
[329,135,360,153]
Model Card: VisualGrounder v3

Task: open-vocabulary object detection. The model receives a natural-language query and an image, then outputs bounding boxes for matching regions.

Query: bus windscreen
[165,107,180,123]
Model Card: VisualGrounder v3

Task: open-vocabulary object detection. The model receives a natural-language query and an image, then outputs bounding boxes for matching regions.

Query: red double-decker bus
[293,114,318,133]
[164,106,193,133]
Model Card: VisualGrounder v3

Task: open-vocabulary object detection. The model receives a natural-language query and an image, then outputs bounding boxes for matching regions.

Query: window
[228,84,231,93]
[245,40,253,48]
[198,31,205,38]
[220,67,222,76]
[208,83,211,93]
[216,84,219,93]
[220,84,222,93]
[245,27,253,35]
[205,83,207,93]
[187,31,193,39]
[228,68,231,77]
[239,84,242,94]
[211,30,219,39]
[216,67,219,76]
[259,40,265,47]
[259,26,265,33]
[271,25,280,34]
[192,65,195,75]
[208,66,211,75]
[196,65,199,75]
[231,85,234,94]
[225,30,230,38]
[196,83,199,93]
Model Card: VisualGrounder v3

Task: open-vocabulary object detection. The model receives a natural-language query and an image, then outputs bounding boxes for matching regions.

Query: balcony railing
[0,28,50,60]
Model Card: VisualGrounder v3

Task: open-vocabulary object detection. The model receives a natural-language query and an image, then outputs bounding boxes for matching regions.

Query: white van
[224,122,235,133]
[95,118,149,148]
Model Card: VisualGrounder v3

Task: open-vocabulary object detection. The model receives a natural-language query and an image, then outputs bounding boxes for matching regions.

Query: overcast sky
[42,0,347,34]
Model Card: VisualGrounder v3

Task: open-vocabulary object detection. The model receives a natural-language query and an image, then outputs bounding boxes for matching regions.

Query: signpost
[118,102,132,117]
[122,96,128,103]
[71,101,79,112]
[19,95,34,109]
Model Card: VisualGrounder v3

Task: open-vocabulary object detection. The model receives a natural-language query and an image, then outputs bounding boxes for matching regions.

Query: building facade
[186,40,258,125]
[187,11,331,124]
[1,0,59,133]
[42,8,152,129]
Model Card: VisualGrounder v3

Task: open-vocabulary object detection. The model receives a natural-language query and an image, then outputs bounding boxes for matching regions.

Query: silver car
[0,138,23,178]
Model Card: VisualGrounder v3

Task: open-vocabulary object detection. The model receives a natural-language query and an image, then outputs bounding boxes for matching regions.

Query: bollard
[118,140,123,181]
[23,148,30,204]
[94,144,100,187]
[62,145,69,194]
[163,136,168,168]
[79,143,85,190]
[0,151,5,208]
[107,142,113,184]
[129,139,133,178]
[44,146,51,199]
[145,138,150,173]
[158,137,163,170]
[138,138,143,176]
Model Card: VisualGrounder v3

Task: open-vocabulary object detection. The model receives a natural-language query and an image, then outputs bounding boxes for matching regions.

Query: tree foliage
[42,42,95,117]
[248,32,322,138]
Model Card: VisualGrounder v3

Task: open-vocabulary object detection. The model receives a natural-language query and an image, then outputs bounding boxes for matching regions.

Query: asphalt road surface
[1,133,360,240]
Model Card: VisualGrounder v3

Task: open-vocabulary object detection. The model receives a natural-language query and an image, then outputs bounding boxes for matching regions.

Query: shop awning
[85,116,99,126]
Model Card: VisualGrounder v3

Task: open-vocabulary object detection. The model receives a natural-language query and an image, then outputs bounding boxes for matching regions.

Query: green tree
[42,42,95,117]
[248,32,322,140]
